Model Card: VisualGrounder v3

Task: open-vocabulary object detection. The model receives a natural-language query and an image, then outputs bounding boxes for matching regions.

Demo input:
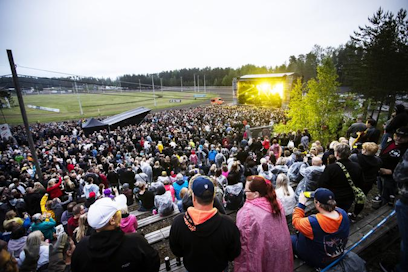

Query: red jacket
[47,177,63,199]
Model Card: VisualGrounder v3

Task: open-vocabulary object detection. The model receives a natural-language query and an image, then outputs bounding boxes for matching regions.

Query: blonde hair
[74,214,88,243]
[275,174,290,196]
[362,142,378,156]
[47,178,56,188]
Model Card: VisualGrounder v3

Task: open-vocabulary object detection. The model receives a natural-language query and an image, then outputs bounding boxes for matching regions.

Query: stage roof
[103,107,151,126]
[239,73,295,80]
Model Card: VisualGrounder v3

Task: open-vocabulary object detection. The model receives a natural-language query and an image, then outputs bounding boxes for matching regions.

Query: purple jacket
[120,214,138,233]
[234,197,293,272]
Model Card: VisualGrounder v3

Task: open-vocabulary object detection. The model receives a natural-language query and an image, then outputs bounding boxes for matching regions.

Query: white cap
[87,197,119,230]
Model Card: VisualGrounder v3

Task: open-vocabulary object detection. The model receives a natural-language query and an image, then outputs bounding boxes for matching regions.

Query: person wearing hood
[234,175,293,272]
[173,174,188,200]
[169,175,241,272]
[224,168,244,210]
[71,197,160,272]
[349,142,382,219]
[7,225,27,261]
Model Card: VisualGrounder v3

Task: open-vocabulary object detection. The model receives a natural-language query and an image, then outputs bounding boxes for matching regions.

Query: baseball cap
[313,188,335,204]
[87,198,119,230]
[192,176,214,200]
[396,127,408,137]
[89,191,96,198]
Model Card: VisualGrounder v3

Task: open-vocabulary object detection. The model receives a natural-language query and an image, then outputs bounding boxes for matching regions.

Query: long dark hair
[246,175,281,215]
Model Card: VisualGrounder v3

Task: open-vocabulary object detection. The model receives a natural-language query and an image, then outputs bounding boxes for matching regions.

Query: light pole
[197,75,200,92]
[139,79,141,92]
[74,77,83,115]
[193,74,196,92]
[180,77,183,92]
[160,78,163,92]
[204,74,206,93]
[151,75,157,107]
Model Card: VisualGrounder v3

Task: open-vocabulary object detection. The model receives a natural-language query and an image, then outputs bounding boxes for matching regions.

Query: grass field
[2,91,214,124]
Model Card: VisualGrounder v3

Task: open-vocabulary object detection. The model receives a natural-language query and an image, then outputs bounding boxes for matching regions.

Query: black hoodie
[350,153,382,189]
[169,211,241,272]
[71,228,159,272]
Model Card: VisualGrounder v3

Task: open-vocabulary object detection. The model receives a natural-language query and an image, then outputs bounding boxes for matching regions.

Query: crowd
[0,103,407,272]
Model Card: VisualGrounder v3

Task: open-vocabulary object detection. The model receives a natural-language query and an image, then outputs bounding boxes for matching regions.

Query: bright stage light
[257,83,271,93]
[256,82,284,98]
[271,83,284,98]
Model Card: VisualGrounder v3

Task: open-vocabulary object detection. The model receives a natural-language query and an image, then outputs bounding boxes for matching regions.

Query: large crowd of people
[0,104,407,272]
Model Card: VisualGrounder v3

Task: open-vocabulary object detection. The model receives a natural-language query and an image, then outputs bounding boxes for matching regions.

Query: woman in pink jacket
[234,175,293,272]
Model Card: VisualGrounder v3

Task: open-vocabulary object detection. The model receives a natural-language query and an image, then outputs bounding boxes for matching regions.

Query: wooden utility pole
[7,50,43,182]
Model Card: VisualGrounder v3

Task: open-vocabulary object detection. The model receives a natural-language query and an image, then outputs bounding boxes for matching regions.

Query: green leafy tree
[285,78,306,130]
[275,58,342,146]
[304,58,342,145]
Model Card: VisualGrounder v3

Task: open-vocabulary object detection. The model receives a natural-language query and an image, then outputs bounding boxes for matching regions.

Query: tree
[349,8,408,118]
[275,58,342,146]
[304,58,342,145]
[285,78,306,130]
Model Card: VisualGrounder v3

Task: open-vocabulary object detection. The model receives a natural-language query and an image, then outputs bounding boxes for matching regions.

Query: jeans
[396,199,408,272]
[381,133,392,150]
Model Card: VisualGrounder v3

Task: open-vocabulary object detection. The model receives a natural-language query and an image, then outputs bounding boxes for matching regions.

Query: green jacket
[30,218,56,241]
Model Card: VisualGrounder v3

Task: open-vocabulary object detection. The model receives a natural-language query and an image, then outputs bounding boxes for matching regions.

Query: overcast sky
[0,0,407,79]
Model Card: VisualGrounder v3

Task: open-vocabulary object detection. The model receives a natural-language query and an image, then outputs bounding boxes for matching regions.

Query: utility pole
[139,79,141,92]
[204,74,206,93]
[193,74,196,92]
[180,76,183,92]
[197,75,200,92]
[74,78,83,115]
[7,50,43,183]
[151,75,157,107]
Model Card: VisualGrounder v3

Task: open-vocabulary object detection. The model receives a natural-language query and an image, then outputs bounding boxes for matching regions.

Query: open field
[2,91,215,124]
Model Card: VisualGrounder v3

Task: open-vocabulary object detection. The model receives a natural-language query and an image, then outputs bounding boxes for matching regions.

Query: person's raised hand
[299,191,307,206]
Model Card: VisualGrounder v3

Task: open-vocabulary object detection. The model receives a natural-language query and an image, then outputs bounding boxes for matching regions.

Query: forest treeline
[0,8,407,106]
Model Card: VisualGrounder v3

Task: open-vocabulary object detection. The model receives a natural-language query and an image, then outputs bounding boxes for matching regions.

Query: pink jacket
[120,214,138,233]
[234,197,293,272]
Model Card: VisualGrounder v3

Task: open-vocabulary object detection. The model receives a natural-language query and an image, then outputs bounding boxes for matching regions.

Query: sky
[0,0,407,79]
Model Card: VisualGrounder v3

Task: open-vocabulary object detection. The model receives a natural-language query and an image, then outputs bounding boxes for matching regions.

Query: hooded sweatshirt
[72,228,160,272]
[350,153,382,189]
[8,236,27,258]
[120,214,138,233]
[173,179,188,200]
[169,207,241,272]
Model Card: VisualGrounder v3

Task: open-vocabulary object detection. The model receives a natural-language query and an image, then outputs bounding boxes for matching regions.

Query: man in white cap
[71,196,159,272]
